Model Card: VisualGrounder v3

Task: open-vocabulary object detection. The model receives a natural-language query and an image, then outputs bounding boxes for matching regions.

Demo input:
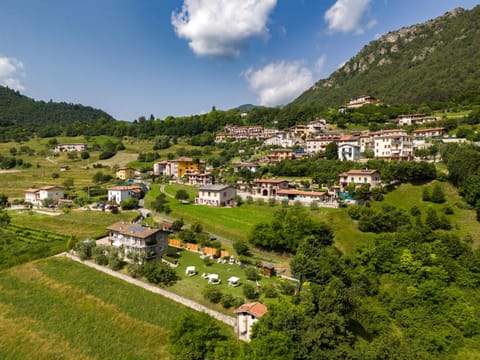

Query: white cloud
[324,0,372,34]
[171,0,277,58]
[244,61,313,107]
[0,56,25,91]
[314,55,327,74]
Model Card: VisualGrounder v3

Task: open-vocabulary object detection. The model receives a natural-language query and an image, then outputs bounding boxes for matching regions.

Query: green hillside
[293,6,480,109]
[0,257,233,359]
[0,85,117,141]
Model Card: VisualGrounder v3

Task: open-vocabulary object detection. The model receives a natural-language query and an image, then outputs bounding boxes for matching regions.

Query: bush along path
[62,252,236,327]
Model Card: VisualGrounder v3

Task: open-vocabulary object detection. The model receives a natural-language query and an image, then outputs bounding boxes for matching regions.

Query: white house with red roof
[234,302,268,341]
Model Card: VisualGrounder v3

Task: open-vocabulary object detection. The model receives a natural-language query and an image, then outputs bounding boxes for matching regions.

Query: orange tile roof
[277,189,326,196]
[255,179,289,184]
[108,185,142,191]
[339,169,378,176]
[234,302,267,318]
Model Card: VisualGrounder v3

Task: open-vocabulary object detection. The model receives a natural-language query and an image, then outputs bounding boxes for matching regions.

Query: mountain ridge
[291,5,480,108]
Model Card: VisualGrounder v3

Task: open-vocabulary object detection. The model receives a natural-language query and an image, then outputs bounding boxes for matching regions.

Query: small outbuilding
[228,276,241,287]
[207,273,221,284]
[185,266,196,276]
[235,302,268,341]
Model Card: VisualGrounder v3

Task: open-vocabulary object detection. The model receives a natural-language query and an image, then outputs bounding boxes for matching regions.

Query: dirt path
[62,252,236,328]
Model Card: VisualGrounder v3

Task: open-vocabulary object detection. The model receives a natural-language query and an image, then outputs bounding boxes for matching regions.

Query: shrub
[444,206,454,215]
[220,293,235,308]
[268,197,276,207]
[233,297,245,309]
[348,205,363,220]
[263,284,278,298]
[243,283,258,300]
[233,241,251,256]
[142,262,178,286]
[203,257,213,266]
[422,187,431,202]
[281,198,289,208]
[51,172,60,179]
[245,266,261,281]
[120,197,139,210]
[246,196,253,204]
[309,201,318,210]
[75,239,96,260]
[277,279,296,295]
[256,198,264,206]
[410,205,421,217]
[203,286,223,304]
[430,184,446,204]
[127,263,144,278]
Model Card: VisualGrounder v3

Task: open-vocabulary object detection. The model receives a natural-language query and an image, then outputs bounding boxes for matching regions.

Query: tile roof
[198,184,233,191]
[254,179,289,184]
[234,302,268,318]
[106,221,161,239]
[277,189,326,196]
[108,185,142,191]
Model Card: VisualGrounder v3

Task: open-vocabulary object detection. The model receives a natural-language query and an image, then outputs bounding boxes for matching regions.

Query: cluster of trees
[443,143,480,219]
[226,220,480,359]
[249,207,333,253]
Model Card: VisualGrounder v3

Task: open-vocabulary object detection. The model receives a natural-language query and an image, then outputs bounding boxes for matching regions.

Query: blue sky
[0,0,478,121]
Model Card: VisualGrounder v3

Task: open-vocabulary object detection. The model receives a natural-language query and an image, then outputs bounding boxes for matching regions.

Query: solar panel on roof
[128,225,146,232]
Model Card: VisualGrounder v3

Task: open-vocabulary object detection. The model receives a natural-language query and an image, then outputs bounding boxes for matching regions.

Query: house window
[208,192,211,196]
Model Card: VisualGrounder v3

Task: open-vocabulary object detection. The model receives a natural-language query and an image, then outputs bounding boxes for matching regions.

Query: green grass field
[9,210,138,240]
[167,249,287,315]
[0,257,234,359]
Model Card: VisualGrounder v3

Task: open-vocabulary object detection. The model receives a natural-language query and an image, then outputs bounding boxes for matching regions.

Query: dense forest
[293,5,480,109]
[0,86,117,141]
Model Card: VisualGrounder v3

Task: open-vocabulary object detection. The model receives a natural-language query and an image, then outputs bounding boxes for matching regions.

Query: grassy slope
[168,250,283,315]
[9,210,138,239]
[0,257,233,359]
[373,181,480,248]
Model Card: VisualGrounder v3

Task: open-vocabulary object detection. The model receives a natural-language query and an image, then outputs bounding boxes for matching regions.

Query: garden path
[62,252,237,328]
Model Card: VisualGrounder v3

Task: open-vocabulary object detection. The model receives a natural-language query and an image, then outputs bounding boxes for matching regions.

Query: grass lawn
[374,181,480,248]
[0,257,234,359]
[9,210,138,239]
[167,249,292,315]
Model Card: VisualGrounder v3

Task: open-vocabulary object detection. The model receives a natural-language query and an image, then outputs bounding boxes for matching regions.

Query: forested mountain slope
[293,6,480,108]
[0,86,116,141]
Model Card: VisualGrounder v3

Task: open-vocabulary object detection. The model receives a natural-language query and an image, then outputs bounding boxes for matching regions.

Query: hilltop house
[338,169,381,190]
[195,184,236,207]
[106,221,168,262]
[346,95,377,109]
[24,185,64,206]
[107,185,142,205]
[235,302,268,341]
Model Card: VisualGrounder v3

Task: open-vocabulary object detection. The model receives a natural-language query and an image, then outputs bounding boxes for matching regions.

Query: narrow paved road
[62,252,236,328]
